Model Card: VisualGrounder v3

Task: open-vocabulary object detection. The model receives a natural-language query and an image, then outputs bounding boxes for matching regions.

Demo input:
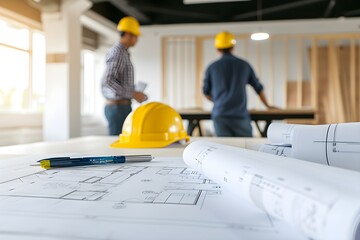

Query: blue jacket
[203,53,263,118]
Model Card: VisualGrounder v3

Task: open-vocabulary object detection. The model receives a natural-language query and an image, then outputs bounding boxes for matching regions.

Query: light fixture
[250,0,269,41]
[250,32,269,41]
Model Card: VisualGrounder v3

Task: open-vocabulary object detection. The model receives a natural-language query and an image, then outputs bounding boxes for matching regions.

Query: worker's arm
[133,91,148,103]
[258,90,278,109]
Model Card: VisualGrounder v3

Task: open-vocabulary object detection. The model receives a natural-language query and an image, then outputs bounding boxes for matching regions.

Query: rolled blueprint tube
[266,122,360,171]
[183,140,360,240]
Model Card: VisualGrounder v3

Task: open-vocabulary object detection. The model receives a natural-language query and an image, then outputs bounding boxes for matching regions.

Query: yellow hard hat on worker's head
[117,16,141,36]
[111,102,190,148]
[214,31,236,49]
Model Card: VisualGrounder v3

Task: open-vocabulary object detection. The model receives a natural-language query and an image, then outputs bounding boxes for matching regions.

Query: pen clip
[37,157,71,162]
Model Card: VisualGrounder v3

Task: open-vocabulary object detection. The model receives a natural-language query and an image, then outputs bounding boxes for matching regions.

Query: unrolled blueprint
[261,122,360,171]
[183,140,360,240]
[1,155,308,240]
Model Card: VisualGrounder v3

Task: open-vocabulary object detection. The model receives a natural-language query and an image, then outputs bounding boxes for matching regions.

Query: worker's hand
[205,95,213,102]
[267,105,280,110]
[133,91,148,103]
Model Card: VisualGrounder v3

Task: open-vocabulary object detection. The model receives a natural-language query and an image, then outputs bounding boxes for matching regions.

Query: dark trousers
[104,104,132,135]
[213,116,253,137]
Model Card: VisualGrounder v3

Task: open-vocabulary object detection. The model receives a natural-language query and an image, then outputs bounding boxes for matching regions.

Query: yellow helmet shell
[111,102,190,148]
[117,16,141,36]
[214,31,236,49]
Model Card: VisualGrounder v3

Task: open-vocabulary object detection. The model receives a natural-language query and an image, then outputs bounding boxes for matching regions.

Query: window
[81,50,96,115]
[0,18,45,112]
[81,48,105,118]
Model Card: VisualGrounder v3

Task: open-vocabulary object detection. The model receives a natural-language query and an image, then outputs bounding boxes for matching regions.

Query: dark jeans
[104,104,132,135]
[213,116,253,137]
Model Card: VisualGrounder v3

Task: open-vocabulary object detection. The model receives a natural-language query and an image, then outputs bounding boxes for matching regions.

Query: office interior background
[0,0,360,146]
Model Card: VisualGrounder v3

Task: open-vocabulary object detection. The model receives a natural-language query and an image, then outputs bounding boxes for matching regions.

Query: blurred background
[1,0,360,145]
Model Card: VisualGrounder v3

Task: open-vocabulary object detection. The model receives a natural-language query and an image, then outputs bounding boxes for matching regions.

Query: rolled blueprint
[258,144,293,157]
[267,123,296,145]
[265,122,360,171]
[183,140,360,240]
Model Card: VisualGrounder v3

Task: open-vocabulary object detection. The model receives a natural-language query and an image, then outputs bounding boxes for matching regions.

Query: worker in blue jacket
[203,31,276,137]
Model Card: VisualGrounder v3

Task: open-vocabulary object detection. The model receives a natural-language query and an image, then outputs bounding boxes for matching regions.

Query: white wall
[132,33,163,103]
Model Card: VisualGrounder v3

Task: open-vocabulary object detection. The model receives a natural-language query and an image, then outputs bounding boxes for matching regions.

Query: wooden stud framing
[328,40,345,122]
[283,36,288,108]
[256,42,261,108]
[297,38,303,108]
[310,38,318,122]
[195,37,203,107]
[269,38,274,105]
[350,38,356,122]
[161,32,360,123]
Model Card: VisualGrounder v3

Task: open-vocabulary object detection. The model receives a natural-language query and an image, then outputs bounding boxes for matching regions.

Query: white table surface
[0,136,267,159]
[2,136,355,240]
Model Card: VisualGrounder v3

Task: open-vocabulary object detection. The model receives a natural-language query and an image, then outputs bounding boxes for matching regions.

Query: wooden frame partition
[162,33,360,123]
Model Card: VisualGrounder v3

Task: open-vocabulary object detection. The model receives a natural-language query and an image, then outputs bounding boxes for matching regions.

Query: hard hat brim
[110,137,190,148]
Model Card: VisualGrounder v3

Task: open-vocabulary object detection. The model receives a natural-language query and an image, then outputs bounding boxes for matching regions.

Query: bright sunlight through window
[0,18,45,112]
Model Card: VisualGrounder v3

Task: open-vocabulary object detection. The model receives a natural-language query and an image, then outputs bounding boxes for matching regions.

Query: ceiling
[89,0,360,26]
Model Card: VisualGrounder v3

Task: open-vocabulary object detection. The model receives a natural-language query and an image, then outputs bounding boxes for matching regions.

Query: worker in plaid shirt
[101,16,147,135]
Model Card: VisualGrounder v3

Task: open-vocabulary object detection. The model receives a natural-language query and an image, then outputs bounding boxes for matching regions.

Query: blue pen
[38,155,153,169]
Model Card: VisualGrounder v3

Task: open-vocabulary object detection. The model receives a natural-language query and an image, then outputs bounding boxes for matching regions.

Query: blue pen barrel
[39,155,152,169]
[112,156,127,163]
[49,156,126,168]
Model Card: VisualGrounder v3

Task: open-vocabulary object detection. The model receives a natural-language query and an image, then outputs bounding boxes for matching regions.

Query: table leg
[263,120,272,138]
[187,120,196,136]
[254,120,268,137]
[187,120,203,136]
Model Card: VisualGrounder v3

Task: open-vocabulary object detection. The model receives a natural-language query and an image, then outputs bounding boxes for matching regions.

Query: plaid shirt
[101,42,134,100]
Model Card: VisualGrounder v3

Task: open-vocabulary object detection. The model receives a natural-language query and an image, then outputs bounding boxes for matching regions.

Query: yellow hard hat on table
[117,16,141,36]
[111,102,190,148]
[214,31,236,49]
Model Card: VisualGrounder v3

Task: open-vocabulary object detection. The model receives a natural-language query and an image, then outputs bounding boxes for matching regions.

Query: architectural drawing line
[0,170,45,185]
[313,141,360,144]
[324,124,331,166]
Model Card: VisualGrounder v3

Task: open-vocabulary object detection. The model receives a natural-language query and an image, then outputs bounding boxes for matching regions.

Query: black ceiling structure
[89,0,360,26]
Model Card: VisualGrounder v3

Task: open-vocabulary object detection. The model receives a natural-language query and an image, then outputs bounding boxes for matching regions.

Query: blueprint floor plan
[0,156,307,240]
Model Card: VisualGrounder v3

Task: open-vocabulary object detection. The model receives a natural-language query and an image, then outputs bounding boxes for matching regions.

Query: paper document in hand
[263,122,360,171]
[135,81,147,92]
[183,140,360,240]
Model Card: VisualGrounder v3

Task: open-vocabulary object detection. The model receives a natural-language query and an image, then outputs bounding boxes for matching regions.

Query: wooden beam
[256,42,261,109]
[350,38,356,121]
[195,37,203,107]
[328,40,345,122]
[297,39,303,108]
[269,38,274,105]
[283,37,288,108]
[310,38,319,123]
